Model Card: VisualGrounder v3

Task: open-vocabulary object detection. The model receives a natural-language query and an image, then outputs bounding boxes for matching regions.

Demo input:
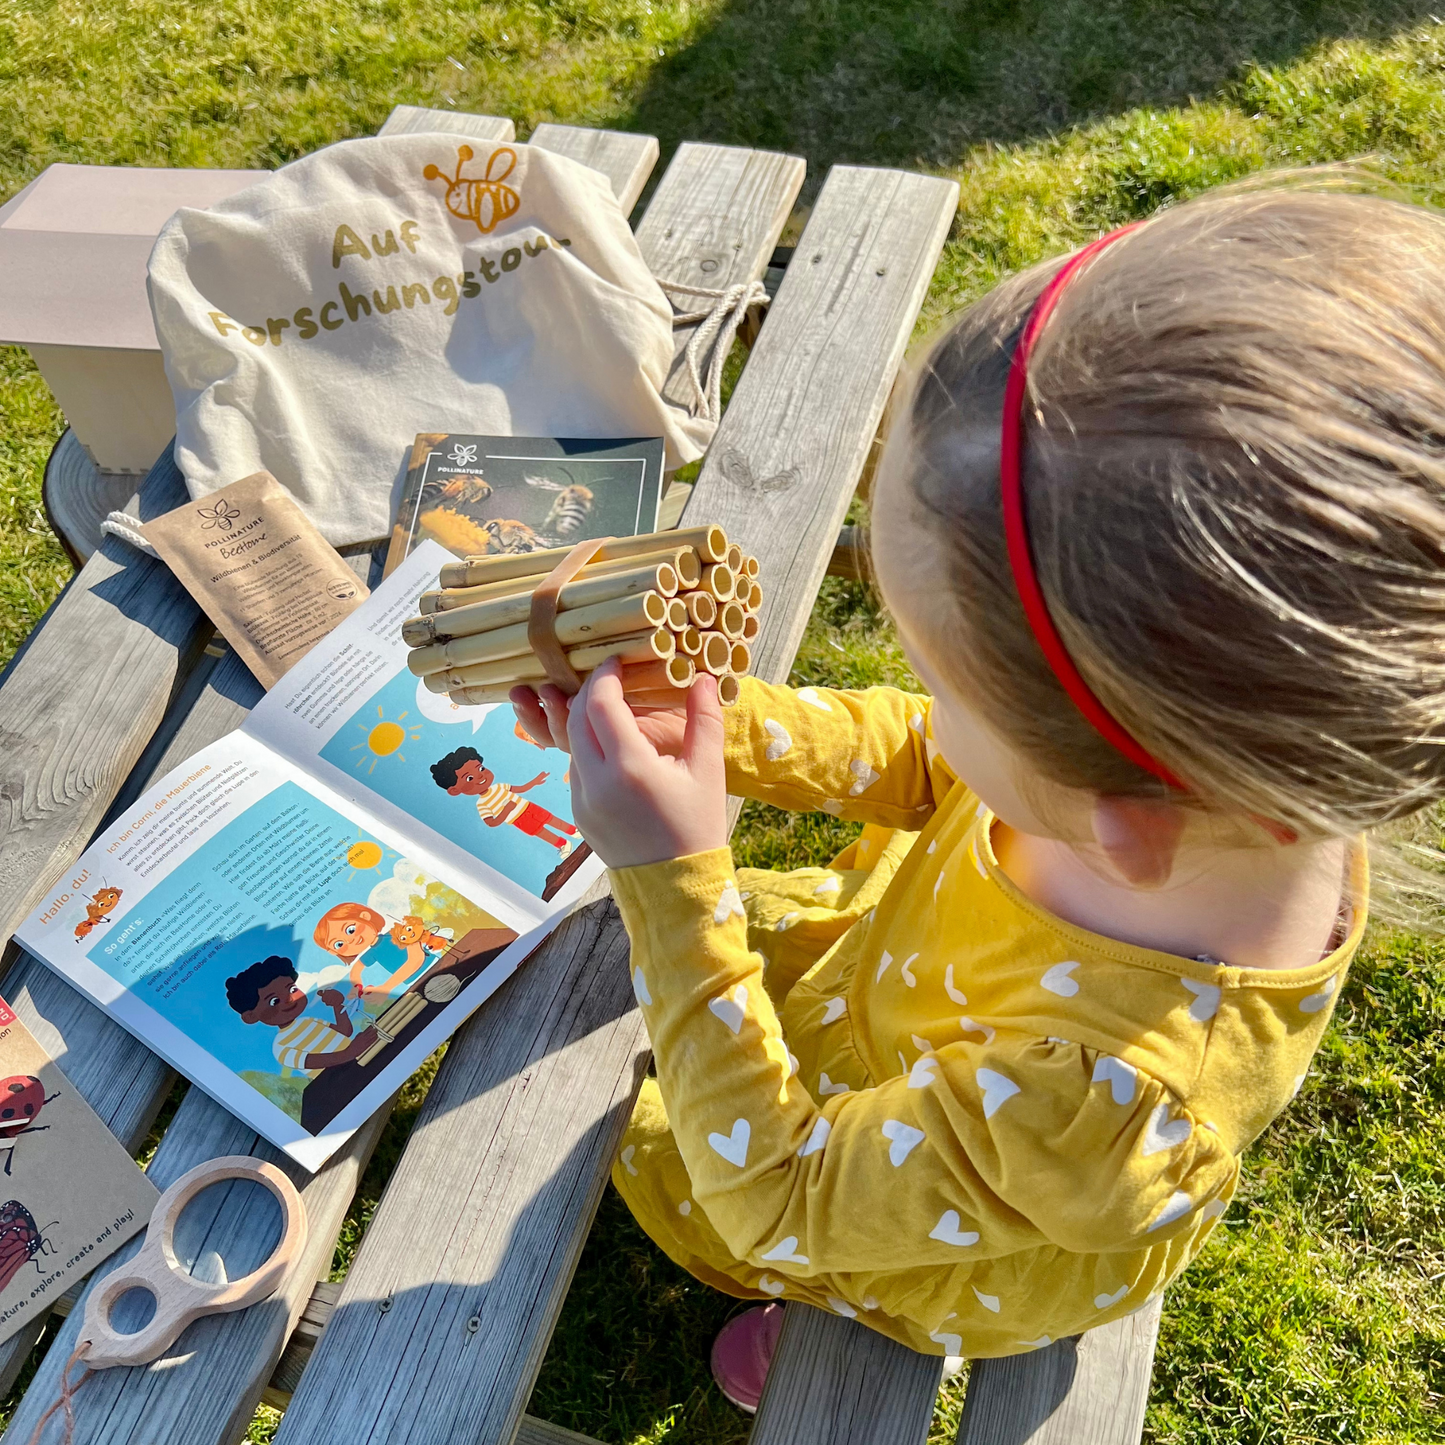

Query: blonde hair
[888,183,1445,843]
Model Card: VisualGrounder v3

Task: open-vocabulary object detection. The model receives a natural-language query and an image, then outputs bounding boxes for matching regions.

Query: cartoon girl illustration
[312,903,428,1005]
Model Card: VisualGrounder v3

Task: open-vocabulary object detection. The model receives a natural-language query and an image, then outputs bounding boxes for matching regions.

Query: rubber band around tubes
[528,535,617,694]
[27,1156,307,1445]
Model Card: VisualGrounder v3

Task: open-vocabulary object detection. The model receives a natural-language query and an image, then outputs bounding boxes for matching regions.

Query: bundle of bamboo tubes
[402,524,762,709]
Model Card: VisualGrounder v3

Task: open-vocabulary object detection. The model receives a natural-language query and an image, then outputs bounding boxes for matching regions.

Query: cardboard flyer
[0,998,157,1343]
[384,433,665,577]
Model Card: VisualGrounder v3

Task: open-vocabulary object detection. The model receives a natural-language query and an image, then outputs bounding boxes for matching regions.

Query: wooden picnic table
[0,106,1161,1445]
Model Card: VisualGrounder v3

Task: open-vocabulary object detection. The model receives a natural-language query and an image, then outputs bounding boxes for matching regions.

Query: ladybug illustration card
[0,995,157,1343]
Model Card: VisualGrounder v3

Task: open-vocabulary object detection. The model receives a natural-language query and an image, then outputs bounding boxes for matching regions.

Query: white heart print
[678,1199,692,1216]
[909,712,925,734]
[758,1275,785,1296]
[821,996,847,1025]
[959,1017,996,1044]
[1201,1198,1228,1222]
[813,876,842,896]
[930,1328,963,1354]
[714,884,747,925]
[821,798,844,815]
[976,1068,1020,1119]
[708,1118,751,1168]
[818,1073,850,1095]
[1091,1055,1137,1105]
[881,1119,926,1166]
[827,1297,858,1318]
[761,1235,809,1264]
[1040,961,1080,997]
[708,985,748,1035]
[763,718,792,761]
[876,951,894,983]
[1147,1191,1193,1231]
[1299,976,1337,1013]
[933,869,946,904]
[619,1145,638,1176]
[973,1288,1001,1313]
[1018,1336,1052,1350]
[796,687,832,711]
[797,1117,831,1157]
[899,953,919,987]
[1094,1286,1129,1310]
[1141,1103,1192,1157]
[775,912,800,931]
[1181,978,1221,1022]
[631,968,652,1007]
[848,759,880,795]
[943,964,967,1005]
[908,1057,938,1089]
[928,1211,979,1247]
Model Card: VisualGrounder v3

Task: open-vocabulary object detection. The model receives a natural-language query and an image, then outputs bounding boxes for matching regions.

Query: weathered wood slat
[955,1301,1162,1445]
[632,141,806,413]
[750,1305,944,1445]
[2,1084,392,1445]
[0,453,210,957]
[273,139,806,1445]
[527,124,658,214]
[41,429,145,566]
[378,106,515,140]
[682,164,957,693]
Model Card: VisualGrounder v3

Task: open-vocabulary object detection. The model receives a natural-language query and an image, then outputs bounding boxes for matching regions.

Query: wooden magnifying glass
[77,1155,307,1370]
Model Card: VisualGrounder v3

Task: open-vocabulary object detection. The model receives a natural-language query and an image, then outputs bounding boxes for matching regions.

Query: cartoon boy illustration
[313,903,427,1001]
[430,747,578,854]
[225,956,378,1076]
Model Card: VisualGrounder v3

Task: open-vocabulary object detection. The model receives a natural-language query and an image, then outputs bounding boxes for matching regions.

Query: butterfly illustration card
[0,997,158,1343]
[384,433,665,577]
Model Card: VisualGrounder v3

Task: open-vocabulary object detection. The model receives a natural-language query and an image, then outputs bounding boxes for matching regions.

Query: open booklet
[15,542,603,1171]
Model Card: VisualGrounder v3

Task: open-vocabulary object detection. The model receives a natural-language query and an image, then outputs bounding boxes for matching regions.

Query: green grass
[6,1,1445,1440]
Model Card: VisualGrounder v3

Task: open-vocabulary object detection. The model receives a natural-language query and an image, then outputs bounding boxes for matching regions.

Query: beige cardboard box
[0,164,266,473]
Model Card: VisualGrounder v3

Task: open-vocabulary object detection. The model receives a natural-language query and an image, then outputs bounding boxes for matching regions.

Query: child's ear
[240,1006,261,1025]
[1091,796,1186,888]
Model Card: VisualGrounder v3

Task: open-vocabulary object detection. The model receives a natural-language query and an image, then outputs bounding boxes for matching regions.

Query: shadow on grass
[612,0,1445,194]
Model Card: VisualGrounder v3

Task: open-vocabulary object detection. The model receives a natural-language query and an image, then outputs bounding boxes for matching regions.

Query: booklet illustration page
[16,545,601,1171]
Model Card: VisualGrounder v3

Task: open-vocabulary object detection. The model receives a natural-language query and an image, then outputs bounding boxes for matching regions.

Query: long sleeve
[722,677,952,829]
[612,851,1236,1281]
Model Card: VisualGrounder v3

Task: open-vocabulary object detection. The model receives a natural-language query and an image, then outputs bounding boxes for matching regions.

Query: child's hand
[318,988,344,1008]
[512,684,689,759]
[542,660,727,868]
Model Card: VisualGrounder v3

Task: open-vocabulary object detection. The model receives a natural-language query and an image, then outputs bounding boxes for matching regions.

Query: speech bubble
[414,675,501,734]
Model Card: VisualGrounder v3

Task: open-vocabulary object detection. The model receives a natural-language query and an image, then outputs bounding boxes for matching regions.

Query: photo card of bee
[384,433,665,577]
[0,994,158,1343]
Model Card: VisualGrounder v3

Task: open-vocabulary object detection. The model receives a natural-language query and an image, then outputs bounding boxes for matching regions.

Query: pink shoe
[710,1303,784,1413]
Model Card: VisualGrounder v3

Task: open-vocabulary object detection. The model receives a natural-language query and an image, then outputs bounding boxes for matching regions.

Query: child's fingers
[510,686,555,748]
[565,674,606,772]
[535,684,575,754]
[681,673,726,769]
[581,659,651,763]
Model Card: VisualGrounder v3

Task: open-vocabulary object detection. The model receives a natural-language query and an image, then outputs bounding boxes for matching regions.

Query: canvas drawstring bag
[143,136,749,548]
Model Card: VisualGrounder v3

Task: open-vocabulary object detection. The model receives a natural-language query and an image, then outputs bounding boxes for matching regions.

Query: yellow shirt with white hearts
[608,677,1365,1358]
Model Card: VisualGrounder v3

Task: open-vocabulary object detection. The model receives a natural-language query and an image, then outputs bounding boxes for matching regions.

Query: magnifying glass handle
[78,1156,307,1371]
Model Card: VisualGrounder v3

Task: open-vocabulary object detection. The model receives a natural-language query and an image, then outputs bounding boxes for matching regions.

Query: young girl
[513,183,1444,1407]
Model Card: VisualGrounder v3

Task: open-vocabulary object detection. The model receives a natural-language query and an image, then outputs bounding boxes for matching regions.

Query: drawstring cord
[99,512,158,557]
[658,277,771,424]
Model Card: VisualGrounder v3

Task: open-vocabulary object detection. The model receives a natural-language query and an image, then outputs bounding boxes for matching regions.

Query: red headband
[999,225,1186,792]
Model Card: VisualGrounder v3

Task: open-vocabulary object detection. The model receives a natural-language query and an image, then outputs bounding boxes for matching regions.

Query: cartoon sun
[350,705,423,775]
[333,832,390,881]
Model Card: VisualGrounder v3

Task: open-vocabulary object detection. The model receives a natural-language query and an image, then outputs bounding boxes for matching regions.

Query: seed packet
[142,470,368,688]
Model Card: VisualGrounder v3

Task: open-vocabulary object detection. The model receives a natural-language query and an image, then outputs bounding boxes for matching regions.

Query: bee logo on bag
[424,146,521,235]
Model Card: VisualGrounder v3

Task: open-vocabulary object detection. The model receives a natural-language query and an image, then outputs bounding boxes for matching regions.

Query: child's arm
[719,677,950,828]
[615,849,1236,1282]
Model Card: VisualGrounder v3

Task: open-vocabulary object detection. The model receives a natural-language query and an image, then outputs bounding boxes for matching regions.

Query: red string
[999,223,1186,792]
[26,1340,92,1445]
